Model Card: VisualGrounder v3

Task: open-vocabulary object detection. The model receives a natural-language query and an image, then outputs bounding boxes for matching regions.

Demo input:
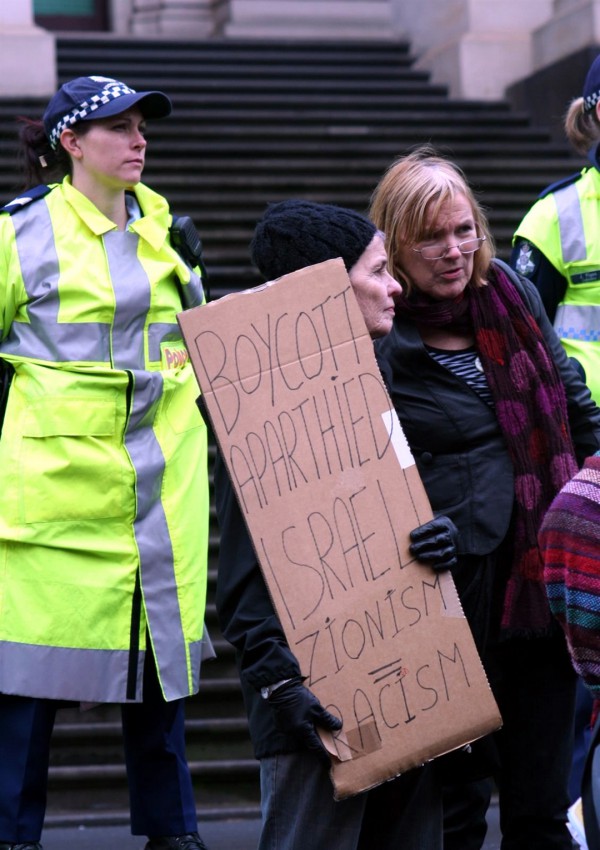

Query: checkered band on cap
[582,55,600,114]
[48,82,138,149]
[584,89,600,114]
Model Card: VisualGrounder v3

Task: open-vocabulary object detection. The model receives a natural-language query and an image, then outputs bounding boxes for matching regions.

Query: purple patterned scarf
[397,263,578,633]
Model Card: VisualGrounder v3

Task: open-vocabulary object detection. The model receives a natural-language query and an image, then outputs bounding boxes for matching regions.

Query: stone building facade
[4,0,600,111]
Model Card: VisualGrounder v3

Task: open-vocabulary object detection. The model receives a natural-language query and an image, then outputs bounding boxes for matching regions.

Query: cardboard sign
[179,259,501,799]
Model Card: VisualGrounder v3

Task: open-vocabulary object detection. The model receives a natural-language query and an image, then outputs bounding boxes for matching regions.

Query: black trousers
[0,652,198,843]
[443,631,576,850]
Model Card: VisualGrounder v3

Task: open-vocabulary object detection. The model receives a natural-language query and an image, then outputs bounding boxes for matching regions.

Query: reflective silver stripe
[148,322,182,363]
[0,636,212,701]
[189,634,212,694]
[554,304,600,341]
[198,626,216,661]
[106,231,190,700]
[0,641,145,702]
[127,384,191,699]
[4,200,110,362]
[183,268,205,308]
[104,230,149,370]
[555,183,587,263]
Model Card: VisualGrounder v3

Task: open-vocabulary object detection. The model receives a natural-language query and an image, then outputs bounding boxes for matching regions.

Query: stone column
[532,0,600,69]
[131,0,229,36]
[391,0,554,100]
[0,0,55,96]
[226,0,397,40]
[110,0,135,33]
[501,0,600,141]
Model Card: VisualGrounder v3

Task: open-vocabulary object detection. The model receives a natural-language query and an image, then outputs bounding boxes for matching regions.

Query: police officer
[511,53,600,405]
[0,76,211,850]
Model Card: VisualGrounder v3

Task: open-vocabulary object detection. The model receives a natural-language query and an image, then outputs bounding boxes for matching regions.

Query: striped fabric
[540,452,600,696]
[426,345,494,407]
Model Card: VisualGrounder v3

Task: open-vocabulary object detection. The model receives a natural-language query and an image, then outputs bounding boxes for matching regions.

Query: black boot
[144,834,208,850]
[0,843,43,850]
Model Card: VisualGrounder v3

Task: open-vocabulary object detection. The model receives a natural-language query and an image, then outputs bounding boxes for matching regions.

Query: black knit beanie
[250,199,378,280]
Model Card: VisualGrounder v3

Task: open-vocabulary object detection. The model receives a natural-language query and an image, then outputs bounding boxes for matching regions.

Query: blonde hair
[369,145,494,295]
[564,96,600,156]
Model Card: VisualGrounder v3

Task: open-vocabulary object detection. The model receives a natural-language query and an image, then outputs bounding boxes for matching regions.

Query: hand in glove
[409,515,459,572]
[267,678,342,764]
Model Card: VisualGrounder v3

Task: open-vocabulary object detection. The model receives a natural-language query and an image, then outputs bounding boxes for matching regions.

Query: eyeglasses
[412,236,486,261]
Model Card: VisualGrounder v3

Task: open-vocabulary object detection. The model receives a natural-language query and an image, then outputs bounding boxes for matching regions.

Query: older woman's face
[349,233,402,338]
[397,193,477,301]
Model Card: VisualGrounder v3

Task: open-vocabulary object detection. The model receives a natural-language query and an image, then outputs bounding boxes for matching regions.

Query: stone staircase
[0,36,582,300]
[0,35,581,826]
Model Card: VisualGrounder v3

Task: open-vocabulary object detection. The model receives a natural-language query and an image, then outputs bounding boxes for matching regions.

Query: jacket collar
[60,177,170,253]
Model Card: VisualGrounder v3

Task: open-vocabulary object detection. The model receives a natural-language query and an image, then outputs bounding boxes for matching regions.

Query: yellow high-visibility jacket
[514,166,600,403]
[0,177,209,703]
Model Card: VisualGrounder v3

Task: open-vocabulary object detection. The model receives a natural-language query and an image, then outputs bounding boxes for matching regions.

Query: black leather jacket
[215,450,303,758]
[374,259,600,556]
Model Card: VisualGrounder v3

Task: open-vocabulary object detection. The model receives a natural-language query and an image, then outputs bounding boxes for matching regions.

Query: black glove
[409,515,459,571]
[267,678,342,764]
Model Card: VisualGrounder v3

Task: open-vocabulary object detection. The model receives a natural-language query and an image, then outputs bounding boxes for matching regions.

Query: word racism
[179,261,500,796]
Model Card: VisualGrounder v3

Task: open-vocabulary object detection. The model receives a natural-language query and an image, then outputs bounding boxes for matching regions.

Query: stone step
[138,160,571,185]
[50,716,254,764]
[47,757,260,824]
[0,132,566,154]
[55,62,422,83]
[0,104,524,123]
[46,688,259,823]
[55,37,415,62]
[0,146,573,173]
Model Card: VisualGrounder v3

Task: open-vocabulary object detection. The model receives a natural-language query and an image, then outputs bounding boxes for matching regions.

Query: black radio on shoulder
[170,215,208,286]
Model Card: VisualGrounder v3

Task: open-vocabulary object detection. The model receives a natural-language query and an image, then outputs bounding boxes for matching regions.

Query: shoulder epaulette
[538,171,583,199]
[0,184,53,215]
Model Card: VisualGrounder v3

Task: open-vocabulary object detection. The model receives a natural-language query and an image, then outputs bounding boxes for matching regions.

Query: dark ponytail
[16,117,72,188]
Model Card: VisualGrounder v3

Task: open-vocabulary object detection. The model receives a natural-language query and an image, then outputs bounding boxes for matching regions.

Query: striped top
[426,345,494,407]
[539,452,600,696]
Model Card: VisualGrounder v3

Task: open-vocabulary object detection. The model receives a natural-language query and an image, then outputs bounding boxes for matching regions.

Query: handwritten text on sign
[179,259,500,798]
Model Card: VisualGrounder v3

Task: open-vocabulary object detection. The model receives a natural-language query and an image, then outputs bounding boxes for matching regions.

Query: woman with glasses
[369,145,600,850]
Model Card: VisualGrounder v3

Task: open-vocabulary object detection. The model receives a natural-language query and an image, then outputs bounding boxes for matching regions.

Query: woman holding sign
[215,200,458,850]
[369,145,600,850]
